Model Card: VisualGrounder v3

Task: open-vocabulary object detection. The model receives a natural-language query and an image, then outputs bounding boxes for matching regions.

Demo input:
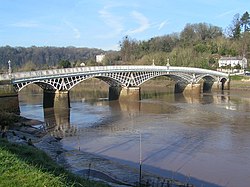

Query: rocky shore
[2,118,188,187]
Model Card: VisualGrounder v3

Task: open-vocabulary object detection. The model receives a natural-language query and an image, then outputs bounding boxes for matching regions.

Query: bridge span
[0,65,229,108]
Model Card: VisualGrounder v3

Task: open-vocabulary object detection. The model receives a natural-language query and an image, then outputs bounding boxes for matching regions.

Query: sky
[0,0,249,50]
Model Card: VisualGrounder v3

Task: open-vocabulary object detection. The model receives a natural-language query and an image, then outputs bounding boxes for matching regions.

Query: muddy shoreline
[2,118,186,186]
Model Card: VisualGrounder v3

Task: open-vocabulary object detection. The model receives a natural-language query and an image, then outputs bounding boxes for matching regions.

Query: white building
[218,56,248,69]
[96,54,105,63]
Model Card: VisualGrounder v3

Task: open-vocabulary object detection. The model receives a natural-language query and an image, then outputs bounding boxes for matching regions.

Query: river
[18,82,250,187]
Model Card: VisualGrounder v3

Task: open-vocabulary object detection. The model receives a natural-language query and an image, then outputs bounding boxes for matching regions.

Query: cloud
[98,3,165,38]
[158,20,167,30]
[11,21,39,28]
[125,11,150,35]
[217,10,238,18]
[98,5,124,38]
[73,28,81,39]
[64,21,81,39]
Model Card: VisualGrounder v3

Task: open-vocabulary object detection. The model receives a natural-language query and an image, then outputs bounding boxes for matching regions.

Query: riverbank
[0,117,188,187]
[230,79,250,90]
[0,120,108,187]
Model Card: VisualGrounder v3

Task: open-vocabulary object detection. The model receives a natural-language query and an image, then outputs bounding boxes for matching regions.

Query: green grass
[230,75,250,81]
[0,138,108,187]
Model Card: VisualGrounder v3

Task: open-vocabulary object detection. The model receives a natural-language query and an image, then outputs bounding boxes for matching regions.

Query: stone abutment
[0,81,19,114]
[109,86,141,101]
[43,90,70,108]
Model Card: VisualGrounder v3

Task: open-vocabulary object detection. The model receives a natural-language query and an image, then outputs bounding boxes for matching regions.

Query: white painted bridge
[0,65,229,92]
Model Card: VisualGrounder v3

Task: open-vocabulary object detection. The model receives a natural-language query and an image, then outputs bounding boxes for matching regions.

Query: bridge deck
[0,65,228,81]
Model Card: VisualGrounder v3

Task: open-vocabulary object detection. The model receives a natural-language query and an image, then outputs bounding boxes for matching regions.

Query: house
[80,62,85,67]
[218,56,248,69]
[96,54,105,63]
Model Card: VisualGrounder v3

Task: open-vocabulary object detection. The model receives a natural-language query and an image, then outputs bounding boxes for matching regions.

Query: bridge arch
[14,81,57,92]
[220,77,229,90]
[195,74,230,92]
[197,74,217,92]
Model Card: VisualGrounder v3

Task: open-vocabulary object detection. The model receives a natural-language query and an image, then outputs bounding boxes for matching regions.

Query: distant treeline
[0,46,105,72]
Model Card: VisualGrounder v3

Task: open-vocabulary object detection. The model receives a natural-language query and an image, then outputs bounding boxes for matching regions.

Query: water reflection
[20,89,234,137]
[40,91,236,143]
[18,87,250,187]
[43,107,77,138]
[174,91,231,105]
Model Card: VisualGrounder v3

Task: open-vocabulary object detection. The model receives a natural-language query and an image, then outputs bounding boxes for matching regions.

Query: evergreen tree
[240,11,250,32]
[58,60,71,68]
[227,14,241,39]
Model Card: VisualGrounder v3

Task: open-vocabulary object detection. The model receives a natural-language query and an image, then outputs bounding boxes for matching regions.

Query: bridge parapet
[0,65,228,81]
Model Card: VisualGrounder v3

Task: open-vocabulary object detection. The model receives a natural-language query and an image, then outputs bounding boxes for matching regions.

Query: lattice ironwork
[6,65,228,92]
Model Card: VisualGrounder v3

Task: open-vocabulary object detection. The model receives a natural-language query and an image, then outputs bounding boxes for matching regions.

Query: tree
[147,35,177,53]
[227,14,242,39]
[234,64,241,69]
[20,60,37,71]
[0,46,104,70]
[102,51,121,65]
[241,11,250,32]
[58,60,71,68]
[180,24,197,46]
[194,43,208,53]
[180,23,223,44]
[194,23,222,41]
[239,32,250,57]
[119,36,138,62]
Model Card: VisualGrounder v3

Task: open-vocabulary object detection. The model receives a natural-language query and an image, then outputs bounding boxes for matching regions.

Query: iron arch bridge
[0,65,229,92]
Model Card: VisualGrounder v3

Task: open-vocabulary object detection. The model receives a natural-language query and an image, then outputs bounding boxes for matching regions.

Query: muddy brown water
[18,85,250,187]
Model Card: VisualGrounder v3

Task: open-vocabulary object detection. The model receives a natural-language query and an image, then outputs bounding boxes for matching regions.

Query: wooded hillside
[0,46,104,72]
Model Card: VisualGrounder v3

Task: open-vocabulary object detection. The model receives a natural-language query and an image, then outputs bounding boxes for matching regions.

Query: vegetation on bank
[0,112,20,127]
[229,75,250,90]
[0,137,108,187]
[230,75,250,81]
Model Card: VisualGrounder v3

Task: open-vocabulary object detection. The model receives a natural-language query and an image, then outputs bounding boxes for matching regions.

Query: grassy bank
[230,75,250,90]
[0,137,108,187]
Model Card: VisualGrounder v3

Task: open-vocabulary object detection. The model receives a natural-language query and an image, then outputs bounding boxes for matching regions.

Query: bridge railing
[0,65,166,80]
[0,65,229,81]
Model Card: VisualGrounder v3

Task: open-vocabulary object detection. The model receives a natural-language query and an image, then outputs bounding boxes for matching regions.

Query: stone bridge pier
[211,79,230,91]
[175,79,230,95]
[43,86,141,109]
[183,83,202,95]
[43,90,70,108]
[175,82,201,95]
[109,86,141,101]
[0,82,20,114]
